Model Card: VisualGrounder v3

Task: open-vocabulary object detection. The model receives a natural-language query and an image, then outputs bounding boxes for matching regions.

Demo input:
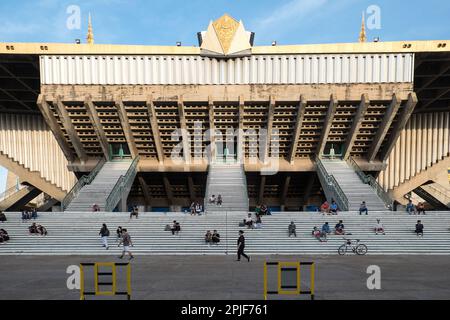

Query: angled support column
[208,96,216,161]
[36,94,74,161]
[237,95,245,163]
[187,175,196,202]
[258,175,267,205]
[177,96,191,163]
[280,175,291,210]
[53,95,88,162]
[316,95,338,157]
[381,92,418,161]
[163,174,174,206]
[342,93,370,160]
[288,95,307,163]
[138,176,151,211]
[146,96,165,163]
[115,97,139,158]
[303,172,316,206]
[263,96,275,164]
[367,94,402,162]
[84,96,109,159]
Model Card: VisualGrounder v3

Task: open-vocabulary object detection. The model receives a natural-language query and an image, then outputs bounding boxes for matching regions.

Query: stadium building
[0,14,449,213]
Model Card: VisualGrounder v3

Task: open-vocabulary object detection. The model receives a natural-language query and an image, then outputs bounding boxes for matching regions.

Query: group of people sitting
[254,204,271,216]
[208,194,223,206]
[189,201,203,215]
[29,222,47,236]
[204,230,221,244]
[165,220,181,235]
[320,200,339,215]
[21,208,38,221]
[406,200,426,215]
[242,213,262,229]
[0,228,9,243]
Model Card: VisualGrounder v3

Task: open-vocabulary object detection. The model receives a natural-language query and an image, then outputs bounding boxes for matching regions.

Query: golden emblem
[212,14,239,54]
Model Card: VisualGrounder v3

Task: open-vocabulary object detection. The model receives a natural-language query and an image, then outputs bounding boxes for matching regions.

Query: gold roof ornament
[359,12,367,43]
[200,14,253,57]
[87,13,94,45]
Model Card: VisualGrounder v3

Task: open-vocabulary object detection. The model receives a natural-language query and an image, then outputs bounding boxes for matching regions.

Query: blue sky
[0,0,449,193]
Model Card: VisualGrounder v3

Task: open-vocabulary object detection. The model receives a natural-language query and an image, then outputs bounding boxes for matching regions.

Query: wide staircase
[319,159,387,212]
[65,160,134,212]
[204,163,249,213]
[1,211,450,255]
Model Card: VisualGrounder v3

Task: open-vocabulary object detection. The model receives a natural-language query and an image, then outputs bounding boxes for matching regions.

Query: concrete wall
[0,113,76,192]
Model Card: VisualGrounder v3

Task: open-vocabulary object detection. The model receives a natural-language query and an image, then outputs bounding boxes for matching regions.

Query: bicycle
[338,238,368,255]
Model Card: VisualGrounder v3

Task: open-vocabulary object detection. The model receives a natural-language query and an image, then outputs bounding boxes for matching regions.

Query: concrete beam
[146,96,165,163]
[138,176,151,210]
[187,175,196,202]
[258,175,266,204]
[288,95,307,163]
[177,96,191,163]
[303,172,316,205]
[317,94,338,157]
[36,94,74,161]
[84,96,109,159]
[342,93,370,159]
[367,94,402,162]
[381,92,418,161]
[115,97,139,158]
[237,95,245,162]
[208,96,216,161]
[53,96,88,162]
[263,96,275,163]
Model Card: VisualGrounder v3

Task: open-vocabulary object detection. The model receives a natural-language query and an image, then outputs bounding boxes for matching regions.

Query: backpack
[105,229,110,237]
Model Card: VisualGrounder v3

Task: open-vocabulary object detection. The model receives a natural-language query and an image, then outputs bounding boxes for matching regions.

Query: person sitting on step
[312,226,327,242]
[216,195,223,206]
[0,211,7,223]
[359,201,368,215]
[0,228,9,243]
[320,201,330,214]
[374,219,385,235]
[209,195,216,205]
[406,200,416,215]
[204,230,212,243]
[260,204,269,215]
[288,221,297,237]
[335,220,345,235]
[212,230,220,244]
[171,220,181,235]
[116,226,123,242]
[92,203,100,212]
[321,222,331,235]
[195,202,203,215]
[415,220,424,237]
[330,200,339,215]
[130,205,139,219]
[255,215,262,229]
[416,202,426,215]
[244,213,254,229]
[37,224,47,236]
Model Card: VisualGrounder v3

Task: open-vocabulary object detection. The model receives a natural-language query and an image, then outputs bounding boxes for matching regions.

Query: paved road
[0,255,449,300]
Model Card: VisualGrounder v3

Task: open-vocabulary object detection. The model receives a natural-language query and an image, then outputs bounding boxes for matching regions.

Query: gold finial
[359,12,366,43]
[87,13,94,44]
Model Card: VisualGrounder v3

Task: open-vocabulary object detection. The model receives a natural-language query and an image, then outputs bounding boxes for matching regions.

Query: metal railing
[347,156,393,210]
[315,156,349,211]
[0,184,25,203]
[105,157,139,212]
[61,158,106,211]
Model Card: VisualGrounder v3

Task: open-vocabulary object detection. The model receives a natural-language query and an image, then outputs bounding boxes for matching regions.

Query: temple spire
[87,13,94,44]
[359,12,366,43]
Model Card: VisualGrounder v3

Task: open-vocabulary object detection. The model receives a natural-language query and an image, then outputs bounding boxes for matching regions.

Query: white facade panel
[40,53,415,85]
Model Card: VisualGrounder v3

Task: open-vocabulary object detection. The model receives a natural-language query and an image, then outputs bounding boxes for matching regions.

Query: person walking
[99,224,110,250]
[118,228,134,260]
[288,221,297,237]
[236,230,250,262]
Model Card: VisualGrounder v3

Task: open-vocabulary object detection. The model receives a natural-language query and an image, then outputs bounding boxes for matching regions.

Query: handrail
[105,157,139,212]
[0,184,25,202]
[61,158,106,211]
[315,156,349,211]
[347,156,393,210]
